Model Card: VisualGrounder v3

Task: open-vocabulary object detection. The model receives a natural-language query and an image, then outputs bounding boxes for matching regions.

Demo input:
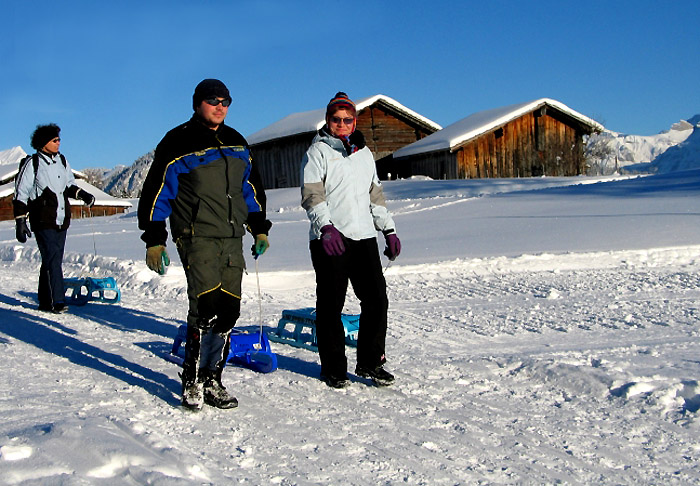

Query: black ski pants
[310,237,388,378]
[35,228,67,308]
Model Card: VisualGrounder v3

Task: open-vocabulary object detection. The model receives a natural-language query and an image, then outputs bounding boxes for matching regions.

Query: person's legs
[35,228,68,310]
[348,239,388,370]
[348,239,394,386]
[177,236,242,409]
[310,239,350,385]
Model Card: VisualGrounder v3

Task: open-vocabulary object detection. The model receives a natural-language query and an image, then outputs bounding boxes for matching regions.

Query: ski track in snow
[1,242,700,484]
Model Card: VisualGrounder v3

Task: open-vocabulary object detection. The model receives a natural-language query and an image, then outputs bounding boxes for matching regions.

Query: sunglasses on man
[330,116,355,126]
[204,97,232,107]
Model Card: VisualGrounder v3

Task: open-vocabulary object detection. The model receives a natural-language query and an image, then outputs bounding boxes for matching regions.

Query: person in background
[301,92,401,388]
[138,79,271,411]
[13,124,96,314]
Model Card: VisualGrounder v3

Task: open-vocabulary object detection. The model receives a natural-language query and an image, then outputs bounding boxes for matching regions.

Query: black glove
[79,190,96,208]
[16,217,32,243]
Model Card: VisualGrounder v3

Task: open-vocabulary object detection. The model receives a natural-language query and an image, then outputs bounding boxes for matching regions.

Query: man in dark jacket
[138,79,272,411]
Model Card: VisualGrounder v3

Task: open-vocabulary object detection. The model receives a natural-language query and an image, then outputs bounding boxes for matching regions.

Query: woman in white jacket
[301,92,401,388]
[13,124,95,313]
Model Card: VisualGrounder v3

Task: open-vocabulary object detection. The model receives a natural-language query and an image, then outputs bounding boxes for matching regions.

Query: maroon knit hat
[326,92,356,117]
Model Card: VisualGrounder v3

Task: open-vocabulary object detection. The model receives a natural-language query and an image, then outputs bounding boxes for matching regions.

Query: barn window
[494,127,504,139]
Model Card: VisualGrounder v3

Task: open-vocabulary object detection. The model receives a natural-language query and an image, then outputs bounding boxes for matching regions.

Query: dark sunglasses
[330,116,355,126]
[50,137,61,143]
[204,97,231,107]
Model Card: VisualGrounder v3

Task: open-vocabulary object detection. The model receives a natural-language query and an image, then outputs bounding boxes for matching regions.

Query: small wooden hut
[247,94,442,188]
[393,98,604,179]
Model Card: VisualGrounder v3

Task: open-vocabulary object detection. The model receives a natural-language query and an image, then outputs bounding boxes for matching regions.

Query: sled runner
[268,307,359,352]
[167,324,278,373]
[63,276,121,305]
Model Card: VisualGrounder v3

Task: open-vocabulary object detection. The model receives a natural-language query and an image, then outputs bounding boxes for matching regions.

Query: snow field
[1,172,700,484]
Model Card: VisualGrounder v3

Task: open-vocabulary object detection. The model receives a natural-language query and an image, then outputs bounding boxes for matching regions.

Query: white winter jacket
[301,129,396,241]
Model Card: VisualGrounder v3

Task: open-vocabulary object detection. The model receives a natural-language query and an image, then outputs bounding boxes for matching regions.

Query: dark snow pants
[176,236,244,385]
[310,237,389,379]
[34,228,67,308]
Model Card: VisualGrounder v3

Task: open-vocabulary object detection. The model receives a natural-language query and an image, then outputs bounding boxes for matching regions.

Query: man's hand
[251,234,269,258]
[146,245,169,274]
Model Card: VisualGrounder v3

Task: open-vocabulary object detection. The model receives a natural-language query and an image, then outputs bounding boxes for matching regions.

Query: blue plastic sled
[64,277,121,306]
[268,307,359,352]
[168,324,277,373]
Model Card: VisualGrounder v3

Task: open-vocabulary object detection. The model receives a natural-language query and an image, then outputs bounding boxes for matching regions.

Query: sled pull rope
[254,256,263,351]
[88,206,97,259]
[383,259,393,275]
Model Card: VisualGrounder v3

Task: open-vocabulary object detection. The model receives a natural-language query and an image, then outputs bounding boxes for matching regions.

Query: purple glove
[384,233,401,261]
[320,225,345,256]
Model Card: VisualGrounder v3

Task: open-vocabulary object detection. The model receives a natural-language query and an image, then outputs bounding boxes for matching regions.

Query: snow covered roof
[394,98,605,158]
[247,94,442,145]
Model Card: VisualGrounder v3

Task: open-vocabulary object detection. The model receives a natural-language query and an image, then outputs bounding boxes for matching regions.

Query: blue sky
[1,0,698,170]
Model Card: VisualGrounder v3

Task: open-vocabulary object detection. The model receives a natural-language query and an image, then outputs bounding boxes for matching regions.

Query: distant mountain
[587,115,699,175]
[646,115,700,173]
[101,150,154,198]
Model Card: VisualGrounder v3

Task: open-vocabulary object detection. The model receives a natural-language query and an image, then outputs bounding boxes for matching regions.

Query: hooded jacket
[301,128,396,241]
[138,116,270,247]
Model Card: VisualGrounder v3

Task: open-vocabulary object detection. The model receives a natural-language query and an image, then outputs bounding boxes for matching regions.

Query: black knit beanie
[31,123,61,151]
[192,79,231,109]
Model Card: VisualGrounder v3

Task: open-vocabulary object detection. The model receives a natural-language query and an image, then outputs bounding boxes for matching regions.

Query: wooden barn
[247,94,442,188]
[393,98,604,179]
[0,163,132,222]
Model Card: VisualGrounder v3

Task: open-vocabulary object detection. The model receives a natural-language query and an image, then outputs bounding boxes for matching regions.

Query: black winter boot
[200,369,238,409]
[181,326,203,410]
[355,364,395,387]
[181,379,204,411]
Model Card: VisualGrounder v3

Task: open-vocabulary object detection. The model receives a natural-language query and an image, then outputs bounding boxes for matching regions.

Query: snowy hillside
[587,115,700,174]
[649,116,700,173]
[1,172,700,484]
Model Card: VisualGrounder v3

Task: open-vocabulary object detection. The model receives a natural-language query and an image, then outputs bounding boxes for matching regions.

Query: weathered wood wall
[362,104,433,179]
[251,132,316,189]
[409,151,459,180]
[360,104,431,160]
[407,108,588,180]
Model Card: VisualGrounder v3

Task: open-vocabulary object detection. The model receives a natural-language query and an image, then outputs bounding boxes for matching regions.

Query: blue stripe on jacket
[149,145,262,223]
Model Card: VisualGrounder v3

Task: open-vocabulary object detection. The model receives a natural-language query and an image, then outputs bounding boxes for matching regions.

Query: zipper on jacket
[215,132,234,233]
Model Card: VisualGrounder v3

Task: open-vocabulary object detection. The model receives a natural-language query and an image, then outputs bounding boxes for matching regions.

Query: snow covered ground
[1,172,700,485]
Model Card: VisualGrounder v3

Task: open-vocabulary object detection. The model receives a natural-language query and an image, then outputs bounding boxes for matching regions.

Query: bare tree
[585,133,617,175]
[80,168,107,189]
